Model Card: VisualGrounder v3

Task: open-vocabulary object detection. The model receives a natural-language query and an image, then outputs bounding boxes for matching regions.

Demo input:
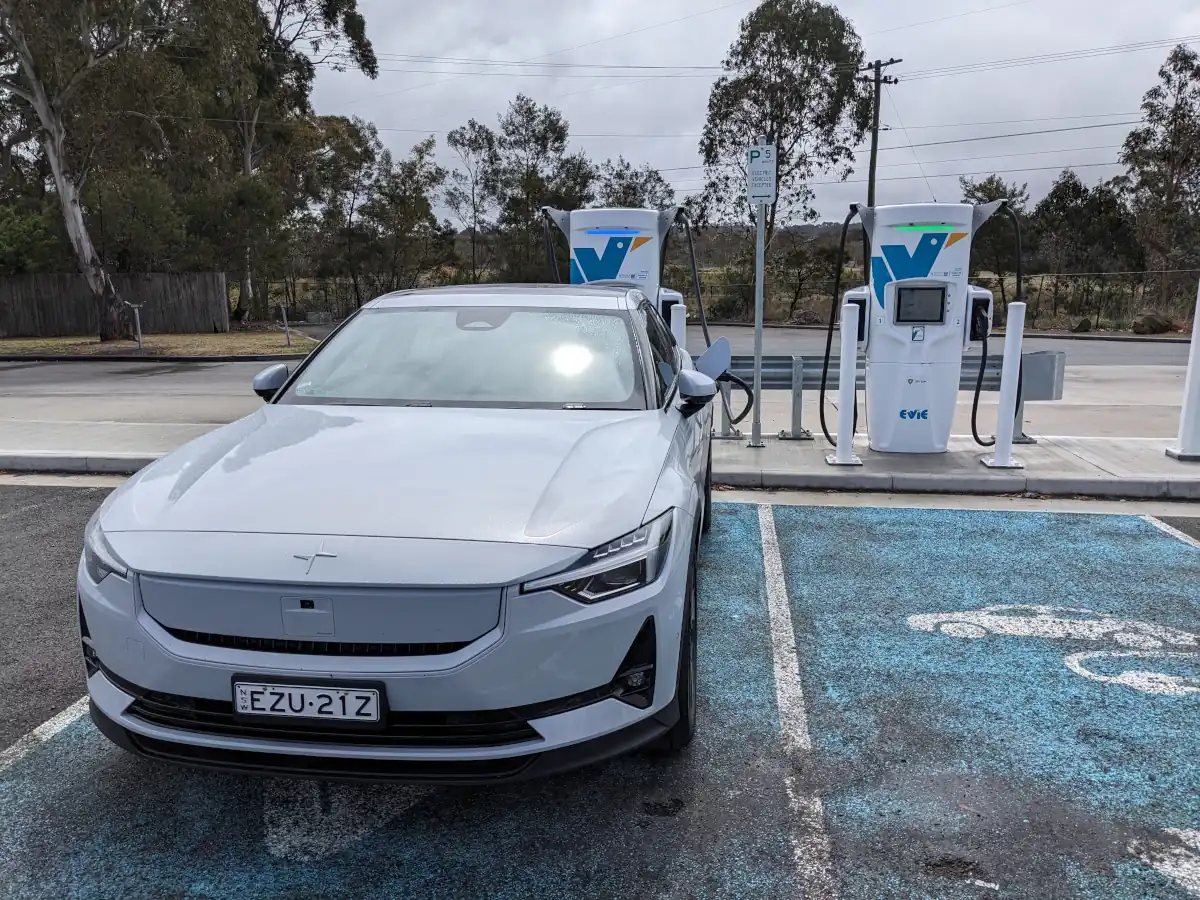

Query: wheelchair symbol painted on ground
[907,604,1199,696]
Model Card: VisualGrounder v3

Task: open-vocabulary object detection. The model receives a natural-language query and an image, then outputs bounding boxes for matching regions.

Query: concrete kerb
[2,454,1197,500]
[0,453,161,475]
[717,467,1200,501]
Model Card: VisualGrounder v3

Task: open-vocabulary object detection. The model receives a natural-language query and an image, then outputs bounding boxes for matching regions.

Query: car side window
[639,300,679,398]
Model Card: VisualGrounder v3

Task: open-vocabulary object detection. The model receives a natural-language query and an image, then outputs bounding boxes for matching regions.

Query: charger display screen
[895,287,946,324]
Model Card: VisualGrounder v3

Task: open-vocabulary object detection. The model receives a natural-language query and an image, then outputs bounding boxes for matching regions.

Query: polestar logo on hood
[293,541,337,575]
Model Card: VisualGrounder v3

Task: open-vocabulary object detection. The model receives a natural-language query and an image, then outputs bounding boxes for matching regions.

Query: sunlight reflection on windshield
[550,343,594,377]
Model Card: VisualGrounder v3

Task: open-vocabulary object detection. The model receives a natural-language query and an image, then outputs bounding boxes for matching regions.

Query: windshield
[279,306,645,410]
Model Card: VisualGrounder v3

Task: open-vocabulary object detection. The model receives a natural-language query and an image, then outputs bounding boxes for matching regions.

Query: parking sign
[747,143,776,205]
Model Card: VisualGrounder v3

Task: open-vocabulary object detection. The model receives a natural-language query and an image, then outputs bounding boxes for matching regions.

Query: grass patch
[0,330,317,357]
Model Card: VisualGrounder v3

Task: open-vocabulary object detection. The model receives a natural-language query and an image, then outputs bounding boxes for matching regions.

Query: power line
[663,160,1125,190]
[899,35,1200,80]
[864,0,1035,37]
[123,111,1142,144]
[346,0,755,104]
[885,111,1141,130]
[657,143,1124,175]
[884,84,937,202]
[337,64,718,79]
[877,119,1142,150]
[369,53,721,71]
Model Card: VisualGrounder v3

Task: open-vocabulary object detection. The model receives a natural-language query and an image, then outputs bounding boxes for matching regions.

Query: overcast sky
[310,0,1200,222]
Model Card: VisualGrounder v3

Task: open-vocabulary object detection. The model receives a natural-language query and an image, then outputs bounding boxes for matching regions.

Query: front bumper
[78,516,692,782]
[88,686,677,784]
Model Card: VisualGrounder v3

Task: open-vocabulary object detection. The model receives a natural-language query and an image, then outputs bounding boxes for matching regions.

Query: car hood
[101,404,676,549]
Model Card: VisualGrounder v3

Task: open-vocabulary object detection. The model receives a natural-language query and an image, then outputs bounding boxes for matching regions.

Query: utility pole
[860,58,902,276]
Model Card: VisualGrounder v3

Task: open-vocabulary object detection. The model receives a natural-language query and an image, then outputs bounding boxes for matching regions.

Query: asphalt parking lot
[1,486,1197,899]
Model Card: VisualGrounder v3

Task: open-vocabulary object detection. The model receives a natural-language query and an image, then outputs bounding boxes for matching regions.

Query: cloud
[310,0,1200,220]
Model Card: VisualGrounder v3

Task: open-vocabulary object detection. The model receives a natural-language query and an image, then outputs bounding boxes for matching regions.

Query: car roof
[365,283,639,312]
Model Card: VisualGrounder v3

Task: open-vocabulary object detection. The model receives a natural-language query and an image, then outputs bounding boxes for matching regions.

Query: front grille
[160,627,470,658]
[127,688,541,748]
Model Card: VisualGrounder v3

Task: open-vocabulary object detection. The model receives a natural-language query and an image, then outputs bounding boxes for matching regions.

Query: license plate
[233,682,381,723]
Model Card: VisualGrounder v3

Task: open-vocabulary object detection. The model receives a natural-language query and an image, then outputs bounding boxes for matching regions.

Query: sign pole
[745,136,776,450]
[750,201,766,448]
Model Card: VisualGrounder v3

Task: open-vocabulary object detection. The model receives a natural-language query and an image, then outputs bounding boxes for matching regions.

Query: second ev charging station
[822,200,1020,455]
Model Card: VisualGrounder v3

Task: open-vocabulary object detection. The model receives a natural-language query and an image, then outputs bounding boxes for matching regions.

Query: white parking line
[1143,516,1200,551]
[0,697,88,774]
[757,504,837,898]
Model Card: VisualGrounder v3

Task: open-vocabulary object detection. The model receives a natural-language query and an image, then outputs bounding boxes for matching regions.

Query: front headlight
[522,510,674,603]
[84,513,128,584]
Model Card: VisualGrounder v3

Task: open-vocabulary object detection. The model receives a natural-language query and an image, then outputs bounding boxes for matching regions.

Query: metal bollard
[826,304,862,466]
[779,356,813,440]
[669,302,687,353]
[984,301,1026,469]
[1167,282,1200,461]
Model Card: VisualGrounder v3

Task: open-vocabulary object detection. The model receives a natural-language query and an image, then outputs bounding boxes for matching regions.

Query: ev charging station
[822,200,1024,461]
[542,205,756,424]
[541,207,681,322]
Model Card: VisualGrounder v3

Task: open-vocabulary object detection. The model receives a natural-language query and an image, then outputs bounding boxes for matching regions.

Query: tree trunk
[25,64,127,339]
[240,112,257,319]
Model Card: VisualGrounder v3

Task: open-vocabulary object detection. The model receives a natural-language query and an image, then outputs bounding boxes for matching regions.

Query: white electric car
[79,284,730,783]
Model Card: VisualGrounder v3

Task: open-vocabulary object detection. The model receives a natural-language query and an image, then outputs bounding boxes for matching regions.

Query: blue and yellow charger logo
[871,230,967,307]
[570,229,652,283]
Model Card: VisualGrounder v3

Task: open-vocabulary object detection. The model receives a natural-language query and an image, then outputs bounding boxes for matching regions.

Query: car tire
[701,442,713,535]
[658,527,699,753]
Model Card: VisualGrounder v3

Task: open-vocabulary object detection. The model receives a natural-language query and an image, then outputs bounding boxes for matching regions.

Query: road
[295,323,1191,366]
[1,485,1197,899]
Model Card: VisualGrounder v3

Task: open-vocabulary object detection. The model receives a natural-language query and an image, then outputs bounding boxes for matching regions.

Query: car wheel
[659,527,699,752]
[701,442,713,534]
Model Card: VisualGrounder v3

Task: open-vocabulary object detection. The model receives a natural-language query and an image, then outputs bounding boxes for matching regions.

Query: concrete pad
[713,433,1198,501]
[1045,436,1187,477]
[0,421,214,454]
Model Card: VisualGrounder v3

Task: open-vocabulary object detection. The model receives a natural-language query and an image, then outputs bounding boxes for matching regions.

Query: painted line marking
[0,696,88,774]
[0,499,58,522]
[1143,515,1200,550]
[968,879,1001,891]
[757,503,837,899]
[1133,828,1200,896]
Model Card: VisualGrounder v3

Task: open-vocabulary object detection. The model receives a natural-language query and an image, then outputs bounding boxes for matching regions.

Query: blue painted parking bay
[1,504,1197,899]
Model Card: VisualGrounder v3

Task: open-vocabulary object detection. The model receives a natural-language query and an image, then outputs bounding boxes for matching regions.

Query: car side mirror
[693,336,731,381]
[253,363,289,401]
[677,369,717,419]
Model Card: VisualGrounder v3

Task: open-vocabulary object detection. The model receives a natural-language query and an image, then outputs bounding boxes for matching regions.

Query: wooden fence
[0,273,229,338]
